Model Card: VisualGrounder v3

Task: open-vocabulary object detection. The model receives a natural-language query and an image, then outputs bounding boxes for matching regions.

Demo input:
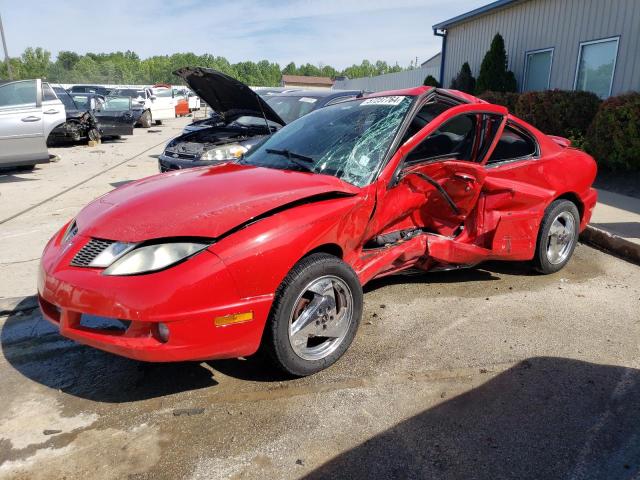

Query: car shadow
[304,357,640,480]
[110,180,133,189]
[1,298,217,403]
[0,174,38,184]
[207,355,292,383]
[363,261,535,293]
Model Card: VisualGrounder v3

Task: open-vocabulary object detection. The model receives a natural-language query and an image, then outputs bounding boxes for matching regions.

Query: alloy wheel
[288,275,354,361]
[546,211,576,265]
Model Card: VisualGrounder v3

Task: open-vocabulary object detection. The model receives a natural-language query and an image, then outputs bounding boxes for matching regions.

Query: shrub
[450,62,475,93]
[514,90,601,138]
[585,92,640,171]
[423,75,440,87]
[477,90,520,113]
[476,34,517,93]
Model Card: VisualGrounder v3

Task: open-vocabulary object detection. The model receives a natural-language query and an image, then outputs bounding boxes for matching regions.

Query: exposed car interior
[487,124,538,163]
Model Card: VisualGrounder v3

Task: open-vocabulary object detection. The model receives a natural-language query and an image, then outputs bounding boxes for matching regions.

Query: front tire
[263,253,363,376]
[533,199,580,274]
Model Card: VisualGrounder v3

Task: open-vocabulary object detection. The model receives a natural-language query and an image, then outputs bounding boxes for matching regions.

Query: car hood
[174,67,286,127]
[75,163,359,242]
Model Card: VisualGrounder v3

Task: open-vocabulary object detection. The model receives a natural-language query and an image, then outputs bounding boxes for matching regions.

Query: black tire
[533,199,580,274]
[263,253,363,377]
[140,110,152,128]
[154,119,162,126]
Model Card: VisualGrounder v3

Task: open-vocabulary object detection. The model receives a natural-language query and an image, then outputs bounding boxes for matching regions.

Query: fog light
[157,322,170,343]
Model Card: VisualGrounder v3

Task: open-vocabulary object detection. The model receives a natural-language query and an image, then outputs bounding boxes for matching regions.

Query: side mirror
[150,95,157,101]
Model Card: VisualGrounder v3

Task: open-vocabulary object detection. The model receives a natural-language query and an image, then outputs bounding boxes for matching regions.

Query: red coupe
[38,78,597,376]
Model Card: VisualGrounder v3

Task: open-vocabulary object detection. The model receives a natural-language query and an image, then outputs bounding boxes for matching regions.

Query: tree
[20,47,51,79]
[282,62,297,76]
[423,75,440,87]
[476,33,517,93]
[450,62,476,93]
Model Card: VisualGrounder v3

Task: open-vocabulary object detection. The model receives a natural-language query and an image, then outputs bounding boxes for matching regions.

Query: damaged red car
[38,82,597,376]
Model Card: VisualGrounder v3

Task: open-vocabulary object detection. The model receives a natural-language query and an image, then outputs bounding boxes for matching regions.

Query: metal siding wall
[332,65,440,92]
[442,0,639,95]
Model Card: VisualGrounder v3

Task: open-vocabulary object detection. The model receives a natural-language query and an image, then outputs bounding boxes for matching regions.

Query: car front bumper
[38,229,273,362]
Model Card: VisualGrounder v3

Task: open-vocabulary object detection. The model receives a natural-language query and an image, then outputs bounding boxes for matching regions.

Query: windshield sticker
[360,96,404,106]
[299,97,318,103]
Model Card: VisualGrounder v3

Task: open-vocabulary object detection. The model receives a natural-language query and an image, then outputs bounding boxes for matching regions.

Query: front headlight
[103,242,208,276]
[200,144,248,162]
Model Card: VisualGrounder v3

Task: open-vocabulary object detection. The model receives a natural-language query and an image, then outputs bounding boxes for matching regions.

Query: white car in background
[187,90,200,111]
[111,86,176,127]
[0,79,66,170]
[148,85,176,125]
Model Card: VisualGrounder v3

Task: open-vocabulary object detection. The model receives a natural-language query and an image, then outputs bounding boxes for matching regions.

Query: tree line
[0,47,408,86]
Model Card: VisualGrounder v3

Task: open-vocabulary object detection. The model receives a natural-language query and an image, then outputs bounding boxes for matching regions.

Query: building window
[523,48,553,92]
[574,37,619,98]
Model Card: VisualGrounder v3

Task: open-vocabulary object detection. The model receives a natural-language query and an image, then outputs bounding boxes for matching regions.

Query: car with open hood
[158,67,361,172]
[39,85,597,376]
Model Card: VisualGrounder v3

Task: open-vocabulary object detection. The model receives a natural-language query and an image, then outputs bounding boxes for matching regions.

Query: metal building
[433,0,640,98]
[332,64,440,92]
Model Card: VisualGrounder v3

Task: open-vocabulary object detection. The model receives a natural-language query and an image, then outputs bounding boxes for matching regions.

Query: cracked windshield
[241,95,413,187]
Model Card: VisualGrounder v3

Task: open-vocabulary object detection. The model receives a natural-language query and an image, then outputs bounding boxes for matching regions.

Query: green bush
[477,90,520,113]
[476,34,517,93]
[514,90,601,138]
[450,62,475,93]
[585,92,640,171]
[423,75,440,87]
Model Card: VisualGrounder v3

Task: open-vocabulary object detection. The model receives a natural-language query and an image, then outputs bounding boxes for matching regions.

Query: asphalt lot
[1,118,639,480]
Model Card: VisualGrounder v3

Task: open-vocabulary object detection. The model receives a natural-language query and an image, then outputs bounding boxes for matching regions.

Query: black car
[68,84,112,96]
[158,67,362,172]
[55,90,140,139]
[48,87,101,144]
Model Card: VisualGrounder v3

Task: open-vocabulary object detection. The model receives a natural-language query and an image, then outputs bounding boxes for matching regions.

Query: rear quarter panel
[481,119,597,258]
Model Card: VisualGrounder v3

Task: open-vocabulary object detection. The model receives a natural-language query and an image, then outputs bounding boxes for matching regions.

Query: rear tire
[154,119,162,126]
[263,253,363,377]
[533,199,580,274]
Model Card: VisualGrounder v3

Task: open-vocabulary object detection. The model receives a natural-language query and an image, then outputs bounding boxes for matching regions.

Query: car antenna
[254,91,273,135]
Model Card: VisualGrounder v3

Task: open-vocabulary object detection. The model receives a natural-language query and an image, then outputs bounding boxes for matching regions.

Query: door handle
[43,109,59,114]
[453,172,475,182]
[21,116,40,122]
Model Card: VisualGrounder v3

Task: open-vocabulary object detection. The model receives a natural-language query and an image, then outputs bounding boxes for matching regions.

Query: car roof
[362,86,485,105]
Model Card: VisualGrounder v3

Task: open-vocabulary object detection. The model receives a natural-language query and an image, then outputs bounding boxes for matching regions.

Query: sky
[0,0,489,69]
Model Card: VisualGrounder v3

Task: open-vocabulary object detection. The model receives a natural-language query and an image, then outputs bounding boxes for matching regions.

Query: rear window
[488,125,537,163]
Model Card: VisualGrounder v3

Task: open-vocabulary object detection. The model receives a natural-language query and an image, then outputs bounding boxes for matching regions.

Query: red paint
[39,88,597,362]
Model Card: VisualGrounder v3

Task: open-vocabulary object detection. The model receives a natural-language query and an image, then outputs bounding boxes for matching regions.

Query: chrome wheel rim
[288,275,353,361]
[546,211,576,265]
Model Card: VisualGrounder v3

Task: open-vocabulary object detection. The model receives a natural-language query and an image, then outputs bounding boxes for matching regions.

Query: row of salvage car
[0,79,200,170]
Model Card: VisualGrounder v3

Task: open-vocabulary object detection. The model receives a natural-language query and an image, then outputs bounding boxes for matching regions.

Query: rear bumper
[38,231,273,362]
